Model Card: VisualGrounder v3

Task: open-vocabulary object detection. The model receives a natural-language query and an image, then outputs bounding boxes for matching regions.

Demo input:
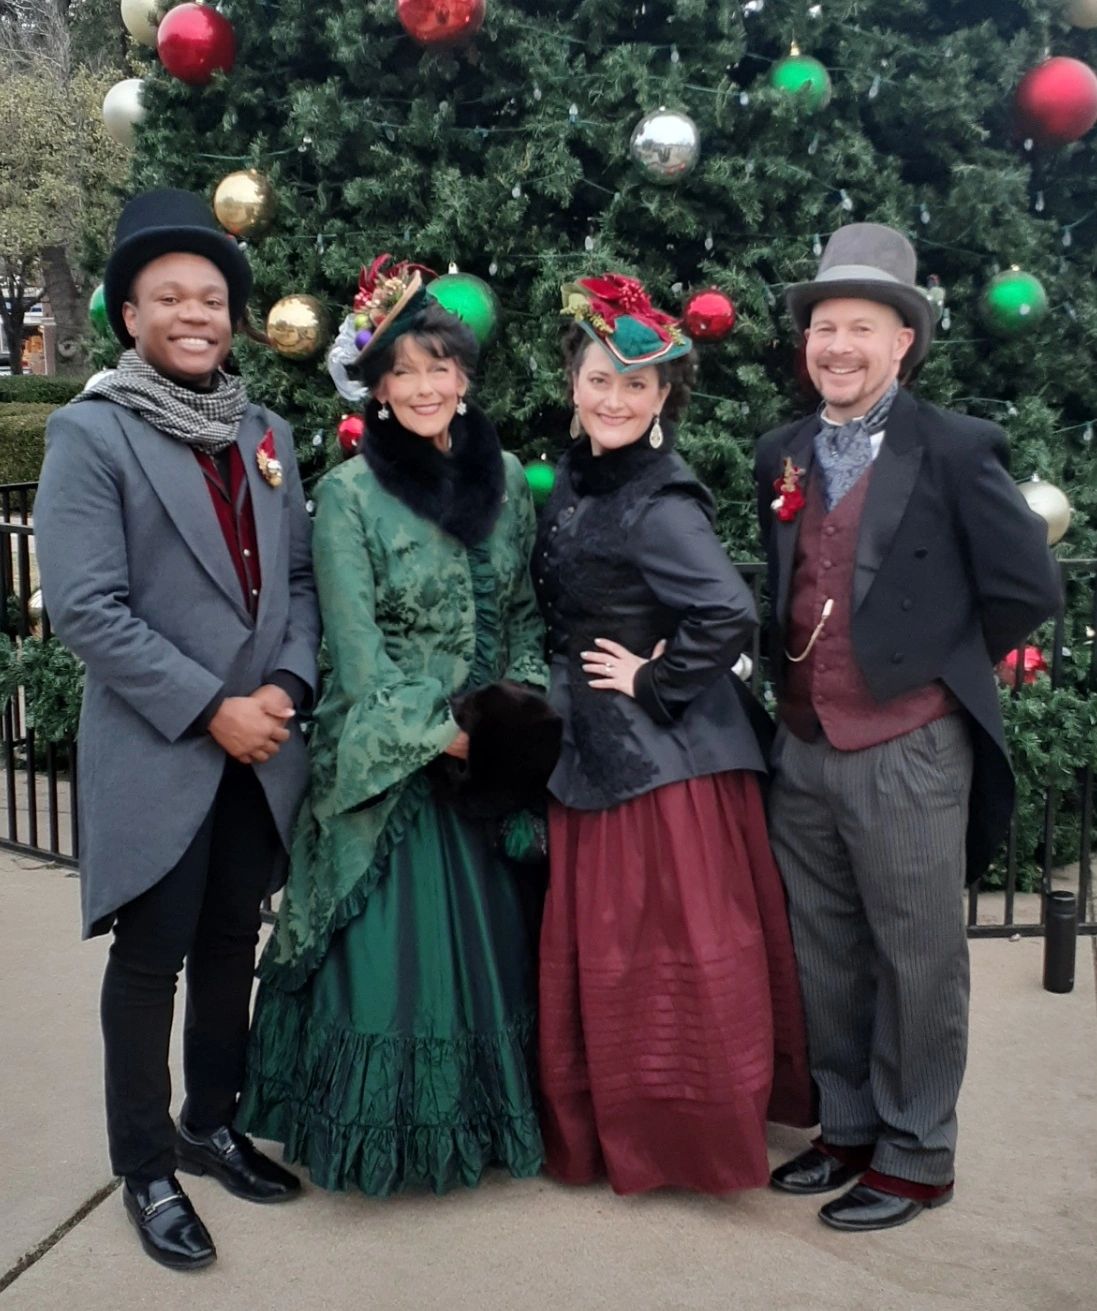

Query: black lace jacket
[534,435,766,811]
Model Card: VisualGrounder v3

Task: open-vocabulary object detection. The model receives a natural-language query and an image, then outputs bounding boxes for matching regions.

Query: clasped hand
[208,684,295,764]
[581,637,667,697]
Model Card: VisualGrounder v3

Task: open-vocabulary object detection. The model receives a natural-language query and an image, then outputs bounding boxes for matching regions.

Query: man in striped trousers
[755,224,1060,1231]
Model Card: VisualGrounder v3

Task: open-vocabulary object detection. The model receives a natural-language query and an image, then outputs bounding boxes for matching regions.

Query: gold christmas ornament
[1018,477,1072,546]
[265,295,329,360]
[120,0,171,48]
[213,169,277,238]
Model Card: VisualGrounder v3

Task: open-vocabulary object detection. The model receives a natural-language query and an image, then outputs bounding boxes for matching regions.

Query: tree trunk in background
[40,244,86,377]
[0,269,25,375]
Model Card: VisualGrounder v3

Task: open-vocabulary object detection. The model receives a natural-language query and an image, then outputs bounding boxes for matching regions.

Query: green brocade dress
[237,449,547,1195]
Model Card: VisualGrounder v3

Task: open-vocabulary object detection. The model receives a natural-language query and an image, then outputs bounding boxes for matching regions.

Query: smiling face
[571,339,671,454]
[804,298,914,423]
[371,334,467,450]
[121,252,233,387]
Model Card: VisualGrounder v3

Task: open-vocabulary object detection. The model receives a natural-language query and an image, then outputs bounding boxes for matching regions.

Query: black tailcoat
[754,387,1062,881]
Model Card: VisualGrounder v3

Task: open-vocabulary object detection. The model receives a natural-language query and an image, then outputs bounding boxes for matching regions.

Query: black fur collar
[360,399,505,547]
[566,423,677,497]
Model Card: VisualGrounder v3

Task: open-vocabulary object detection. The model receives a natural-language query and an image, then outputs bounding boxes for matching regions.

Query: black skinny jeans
[100,759,280,1182]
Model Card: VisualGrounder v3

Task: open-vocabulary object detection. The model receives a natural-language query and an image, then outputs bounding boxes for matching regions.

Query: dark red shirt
[194,446,261,617]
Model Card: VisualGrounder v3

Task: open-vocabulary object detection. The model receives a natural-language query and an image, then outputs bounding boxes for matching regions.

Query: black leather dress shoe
[123,1175,216,1271]
[819,1182,953,1232]
[770,1147,865,1196]
[176,1123,302,1203]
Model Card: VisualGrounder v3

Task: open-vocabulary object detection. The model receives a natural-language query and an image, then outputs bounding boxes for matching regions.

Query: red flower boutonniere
[772,456,806,523]
[257,428,283,488]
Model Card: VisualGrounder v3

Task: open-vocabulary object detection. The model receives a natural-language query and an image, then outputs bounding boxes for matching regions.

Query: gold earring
[649,415,664,449]
[569,410,582,440]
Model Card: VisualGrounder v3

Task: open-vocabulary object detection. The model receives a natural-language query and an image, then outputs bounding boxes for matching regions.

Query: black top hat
[103,188,253,347]
[784,222,935,371]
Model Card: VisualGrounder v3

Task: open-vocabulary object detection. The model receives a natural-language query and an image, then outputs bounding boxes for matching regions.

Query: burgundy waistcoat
[781,471,956,749]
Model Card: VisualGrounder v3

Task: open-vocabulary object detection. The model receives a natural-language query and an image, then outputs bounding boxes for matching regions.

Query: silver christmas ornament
[629,108,701,186]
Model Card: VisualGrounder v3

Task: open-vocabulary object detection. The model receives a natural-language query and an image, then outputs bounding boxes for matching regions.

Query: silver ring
[604,662,612,674]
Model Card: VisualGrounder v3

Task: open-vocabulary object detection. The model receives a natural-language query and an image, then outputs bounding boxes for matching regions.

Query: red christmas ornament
[682,288,736,342]
[157,3,236,86]
[337,414,366,454]
[995,645,1049,688]
[1014,57,1097,146]
[396,0,485,46]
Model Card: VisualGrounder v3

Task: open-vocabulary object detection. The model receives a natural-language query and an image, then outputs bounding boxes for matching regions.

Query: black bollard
[1042,891,1077,994]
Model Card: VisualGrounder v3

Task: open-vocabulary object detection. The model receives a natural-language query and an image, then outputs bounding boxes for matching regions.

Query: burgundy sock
[861,1168,954,1201]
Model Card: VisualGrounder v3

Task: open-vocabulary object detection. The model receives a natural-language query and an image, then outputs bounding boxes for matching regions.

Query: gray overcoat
[34,398,320,937]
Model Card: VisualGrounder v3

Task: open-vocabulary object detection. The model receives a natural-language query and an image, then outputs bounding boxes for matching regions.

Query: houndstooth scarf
[812,381,898,511]
[76,349,248,455]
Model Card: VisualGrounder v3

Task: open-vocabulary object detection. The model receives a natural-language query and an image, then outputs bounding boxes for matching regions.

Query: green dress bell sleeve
[309,469,460,818]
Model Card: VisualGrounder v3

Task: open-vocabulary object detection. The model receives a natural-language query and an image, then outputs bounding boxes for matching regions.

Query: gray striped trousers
[768,714,973,1185]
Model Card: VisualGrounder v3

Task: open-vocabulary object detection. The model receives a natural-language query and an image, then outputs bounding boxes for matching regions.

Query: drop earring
[456,397,468,416]
[569,410,582,440]
[378,403,391,420]
[649,415,664,449]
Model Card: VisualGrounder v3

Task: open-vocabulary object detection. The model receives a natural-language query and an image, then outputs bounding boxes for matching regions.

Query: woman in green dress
[237,261,547,1195]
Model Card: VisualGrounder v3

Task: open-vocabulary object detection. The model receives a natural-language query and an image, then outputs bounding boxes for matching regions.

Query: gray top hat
[784,222,935,371]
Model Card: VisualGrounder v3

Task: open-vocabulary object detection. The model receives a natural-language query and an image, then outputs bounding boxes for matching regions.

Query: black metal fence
[0,483,79,869]
[0,488,1092,937]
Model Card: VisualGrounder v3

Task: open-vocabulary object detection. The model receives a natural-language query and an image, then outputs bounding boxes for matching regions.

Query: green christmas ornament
[770,45,832,111]
[426,270,498,345]
[88,283,109,334]
[523,459,556,508]
[982,267,1048,336]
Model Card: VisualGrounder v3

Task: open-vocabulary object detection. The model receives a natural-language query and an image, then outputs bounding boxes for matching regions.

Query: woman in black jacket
[534,274,813,1196]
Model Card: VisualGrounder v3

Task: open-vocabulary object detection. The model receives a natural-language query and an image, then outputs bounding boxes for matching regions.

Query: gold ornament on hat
[265,295,329,360]
[213,169,276,238]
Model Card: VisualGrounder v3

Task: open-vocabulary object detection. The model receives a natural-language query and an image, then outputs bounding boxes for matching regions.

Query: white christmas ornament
[120,0,171,48]
[1066,0,1097,30]
[101,78,146,148]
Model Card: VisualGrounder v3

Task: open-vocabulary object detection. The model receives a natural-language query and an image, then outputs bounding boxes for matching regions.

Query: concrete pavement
[2,852,1095,1311]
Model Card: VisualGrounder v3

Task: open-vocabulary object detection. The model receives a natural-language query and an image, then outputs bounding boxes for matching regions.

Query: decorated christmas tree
[102,0,1097,559]
[83,0,1097,885]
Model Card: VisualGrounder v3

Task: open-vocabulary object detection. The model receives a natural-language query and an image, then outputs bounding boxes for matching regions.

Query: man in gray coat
[35,190,320,1271]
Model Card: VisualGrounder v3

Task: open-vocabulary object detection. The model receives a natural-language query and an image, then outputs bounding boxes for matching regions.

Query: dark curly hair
[357,300,479,390]
[561,322,697,423]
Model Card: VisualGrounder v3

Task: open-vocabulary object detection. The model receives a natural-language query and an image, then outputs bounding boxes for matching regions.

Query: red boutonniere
[256,428,283,488]
[772,456,806,523]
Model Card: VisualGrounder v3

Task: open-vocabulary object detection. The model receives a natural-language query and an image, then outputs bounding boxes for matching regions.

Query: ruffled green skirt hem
[238,986,543,1196]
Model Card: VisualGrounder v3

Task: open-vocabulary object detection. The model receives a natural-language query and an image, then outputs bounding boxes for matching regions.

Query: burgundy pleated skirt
[539,770,814,1196]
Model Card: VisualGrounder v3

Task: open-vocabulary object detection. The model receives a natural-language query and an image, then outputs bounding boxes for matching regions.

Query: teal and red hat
[561,274,692,372]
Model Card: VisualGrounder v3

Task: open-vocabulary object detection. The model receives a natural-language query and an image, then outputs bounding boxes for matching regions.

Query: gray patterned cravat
[813,381,898,511]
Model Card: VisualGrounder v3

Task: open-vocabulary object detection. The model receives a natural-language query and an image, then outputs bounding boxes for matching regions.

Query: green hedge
[0,404,54,484]
[0,377,84,406]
